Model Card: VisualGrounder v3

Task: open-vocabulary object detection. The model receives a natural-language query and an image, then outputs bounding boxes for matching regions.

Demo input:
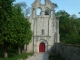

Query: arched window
[41,0,45,4]
[36,8,42,15]
[45,7,50,15]
[42,29,45,35]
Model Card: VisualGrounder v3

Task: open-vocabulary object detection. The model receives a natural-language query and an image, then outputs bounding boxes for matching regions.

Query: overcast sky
[14,0,80,17]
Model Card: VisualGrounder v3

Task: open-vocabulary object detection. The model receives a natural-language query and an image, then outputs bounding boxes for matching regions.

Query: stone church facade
[26,0,60,53]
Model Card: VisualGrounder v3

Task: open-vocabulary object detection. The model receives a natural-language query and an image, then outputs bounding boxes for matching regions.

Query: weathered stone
[55,43,80,60]
[26,0,60,53]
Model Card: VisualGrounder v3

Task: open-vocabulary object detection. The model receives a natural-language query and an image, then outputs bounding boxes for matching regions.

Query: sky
[14,0,80,17]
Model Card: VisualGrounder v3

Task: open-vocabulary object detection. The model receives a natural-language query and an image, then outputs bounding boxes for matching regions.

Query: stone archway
[39,42,45,52]
[37,40,48,53]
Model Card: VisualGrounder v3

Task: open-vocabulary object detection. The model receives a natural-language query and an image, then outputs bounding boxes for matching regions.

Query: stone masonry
[55,43,80,60]
[26,0,60,53]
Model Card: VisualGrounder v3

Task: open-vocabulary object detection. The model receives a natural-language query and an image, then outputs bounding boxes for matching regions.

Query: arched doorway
[39,42,45,52]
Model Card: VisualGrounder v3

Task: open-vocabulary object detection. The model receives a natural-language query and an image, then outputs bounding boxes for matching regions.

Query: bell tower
[27,0,60,53]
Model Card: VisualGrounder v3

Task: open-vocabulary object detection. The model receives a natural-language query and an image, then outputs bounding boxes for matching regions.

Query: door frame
[37,40,48,53]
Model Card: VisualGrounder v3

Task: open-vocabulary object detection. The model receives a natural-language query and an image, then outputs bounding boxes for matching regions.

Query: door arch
[39,42,45,52]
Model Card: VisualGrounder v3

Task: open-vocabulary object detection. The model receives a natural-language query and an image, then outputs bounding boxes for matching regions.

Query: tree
[0,0,15,58]
[53,3,58,8]
[71,14,77,19]
[13,3,32,54]
[0,1,32,58]
[14,2,31,18]
[56,10,80,44]
[79,12,80,14]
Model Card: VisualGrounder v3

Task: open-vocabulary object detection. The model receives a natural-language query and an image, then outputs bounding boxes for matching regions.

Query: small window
[42,29,45,35]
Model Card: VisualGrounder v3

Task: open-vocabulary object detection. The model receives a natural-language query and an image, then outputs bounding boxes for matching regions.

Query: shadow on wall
[55,43,80,60]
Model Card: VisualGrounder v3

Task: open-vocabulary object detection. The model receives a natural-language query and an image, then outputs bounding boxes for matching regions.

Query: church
[26,0,60,53]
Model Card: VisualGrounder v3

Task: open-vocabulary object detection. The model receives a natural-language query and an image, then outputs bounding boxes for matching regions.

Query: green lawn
[0,49,33,60]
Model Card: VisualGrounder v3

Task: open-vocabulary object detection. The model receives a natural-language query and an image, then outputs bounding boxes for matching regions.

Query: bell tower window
[45,7,50,15]
[36,8,42,15]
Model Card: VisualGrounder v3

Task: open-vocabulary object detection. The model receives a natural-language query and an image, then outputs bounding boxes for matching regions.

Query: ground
[26,53,49,60]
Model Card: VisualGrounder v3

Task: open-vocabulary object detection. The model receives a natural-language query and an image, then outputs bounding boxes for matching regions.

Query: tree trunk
[4,42,8,59]
[24,44,27,52]
[4,48,8,59]
[18,46,21,55]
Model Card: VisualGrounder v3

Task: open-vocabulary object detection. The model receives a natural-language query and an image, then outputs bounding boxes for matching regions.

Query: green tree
[13,3,32,54]
[0,0,32,58]
[56,10,80,44]
[0,0,15,58]
[14,2,31,18]
[53,3,58,8]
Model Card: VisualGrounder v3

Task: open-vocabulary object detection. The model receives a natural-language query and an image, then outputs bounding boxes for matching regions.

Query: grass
[6,53,33,60]
[0,49,33,60]
[49,53,65,60]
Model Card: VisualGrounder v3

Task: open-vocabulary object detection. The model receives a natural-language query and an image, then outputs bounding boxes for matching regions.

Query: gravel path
[26,53,49,60]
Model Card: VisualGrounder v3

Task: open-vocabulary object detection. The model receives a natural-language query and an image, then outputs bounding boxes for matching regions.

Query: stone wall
[55,43,80,60]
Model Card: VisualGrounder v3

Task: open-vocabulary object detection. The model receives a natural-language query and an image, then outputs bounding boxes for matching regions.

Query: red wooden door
[39,42,45,52]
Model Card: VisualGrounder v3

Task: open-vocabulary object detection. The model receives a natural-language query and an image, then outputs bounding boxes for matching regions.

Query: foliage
[56,10,80,44]
[12,4,32,46]
[14,2,31,18]
[0,0,15,58]
[52,3,58,8]
[0,0,15,44]
[0,0,32,58]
